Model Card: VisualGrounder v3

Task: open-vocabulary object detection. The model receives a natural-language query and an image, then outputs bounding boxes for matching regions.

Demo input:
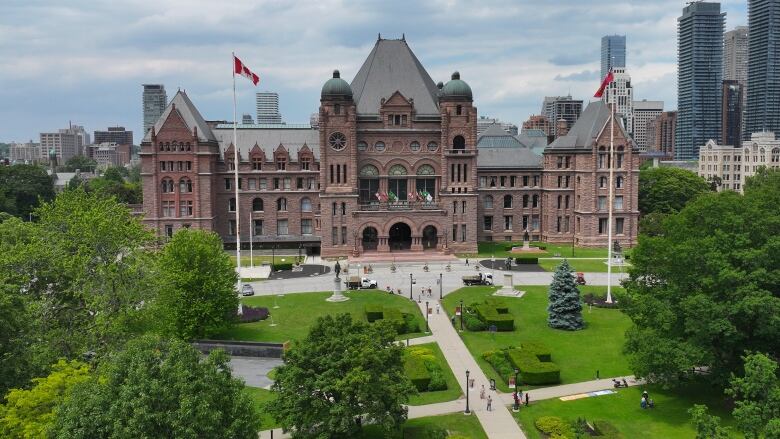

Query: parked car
[241,284,255,296]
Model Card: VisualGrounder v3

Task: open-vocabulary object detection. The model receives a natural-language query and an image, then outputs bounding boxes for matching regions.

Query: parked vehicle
[345,276,378,290]
[241,284,255,296]
[462,273,493,286]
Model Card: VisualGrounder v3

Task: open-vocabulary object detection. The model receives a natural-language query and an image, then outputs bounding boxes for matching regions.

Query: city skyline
[0,1,747,141]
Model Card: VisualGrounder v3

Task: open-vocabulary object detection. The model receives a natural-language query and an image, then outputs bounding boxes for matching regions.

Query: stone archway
[421,225,438,250]
[388,222,412,251]
[362,226,378,251]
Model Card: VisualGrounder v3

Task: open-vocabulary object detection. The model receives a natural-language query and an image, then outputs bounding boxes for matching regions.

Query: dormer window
[276,157,286,170]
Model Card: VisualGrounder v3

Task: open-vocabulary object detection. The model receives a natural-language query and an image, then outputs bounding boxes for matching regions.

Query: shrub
[238,305,269,323]
[482,350,514,382]
[593,420,624,439]
[464,314,486,331]
[404,354,430,392]
[534,416,574,438]
[427,368,447,391]
[507,344,560,385]
[515,257,539,265]
[401,313,420,334]
[274,262,294,271]
[364,305,384,322]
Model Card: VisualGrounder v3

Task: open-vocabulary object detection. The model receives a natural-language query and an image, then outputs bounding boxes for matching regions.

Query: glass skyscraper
[143,84,167,135]
[745,0,780,138]
[676,2,725,160]
[601,35,626,80]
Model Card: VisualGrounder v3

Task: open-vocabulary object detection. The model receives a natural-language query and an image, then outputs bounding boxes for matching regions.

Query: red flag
[594,70,614,98]
[234,55,260,85]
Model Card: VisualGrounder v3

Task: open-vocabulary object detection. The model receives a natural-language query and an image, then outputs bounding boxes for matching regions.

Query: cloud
[0,0,748,140]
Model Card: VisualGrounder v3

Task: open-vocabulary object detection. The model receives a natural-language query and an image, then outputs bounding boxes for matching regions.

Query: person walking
[435,303,440,314]
[524,392,529,406]
[465,258,469,266]
[480,385,485,400]
[486,395,492,411]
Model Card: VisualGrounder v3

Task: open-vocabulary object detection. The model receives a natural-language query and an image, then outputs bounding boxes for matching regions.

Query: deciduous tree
[0,164,55,219]
[638,167,711,215]
[726,353,780,438]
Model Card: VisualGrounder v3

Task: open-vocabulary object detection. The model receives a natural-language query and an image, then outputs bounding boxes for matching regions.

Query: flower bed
[238,305,269,323]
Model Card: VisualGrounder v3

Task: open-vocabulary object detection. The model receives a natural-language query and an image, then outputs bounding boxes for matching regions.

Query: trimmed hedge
[534,416,574,438]
[364,305,384,322]
[404,354,431,391]
[274,262,294,271]
[363,306,418,334]
[515,257,539,265]
[482,350,514,382]
[475,303,514,331]
[404,346,448,392]
[237,305,269,323]
[464,314,486,331]
[507,343,560,385]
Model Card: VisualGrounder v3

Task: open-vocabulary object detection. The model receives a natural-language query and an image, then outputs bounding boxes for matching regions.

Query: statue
[334,260,341,279]
[523,229,530,243]
[612,240,622,255]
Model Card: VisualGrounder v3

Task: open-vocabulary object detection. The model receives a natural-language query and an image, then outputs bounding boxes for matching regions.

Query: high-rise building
[601,35,627,79]
[603,67,634,136]
[724,26,749,84]
[676,1,725,160]
[242,114,254,124]
[745,0,780,138]
[648,111,677,158]
[143,84,167,134]
[541,95,583,137]
[722,80,744,147]
[40,126,84,164]
[521,115,552,136]
[255,92,282,124]
[632,100,664,152]
[476,116,518,136]
[93,126,133,146]
[9,142,42,163]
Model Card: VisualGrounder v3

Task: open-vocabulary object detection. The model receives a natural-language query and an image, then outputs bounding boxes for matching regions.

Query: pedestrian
[436,303,440,314]
[465,258,469,266]
[486,395,492,411]
[451,315,456,326]
[640,396,647,409]
[427,287,432,297]
[596,369,600,379]
[642,390,649,400]
[524,392,529,406]
[480,385,485,399]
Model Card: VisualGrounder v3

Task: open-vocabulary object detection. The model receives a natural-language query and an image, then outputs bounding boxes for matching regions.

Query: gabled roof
[211,126,320,160]
[143,91,216,143]
[350,38,440,116]
[547,100,612,149]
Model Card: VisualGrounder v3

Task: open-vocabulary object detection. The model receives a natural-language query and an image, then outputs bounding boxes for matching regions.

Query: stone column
[326,276,349,302]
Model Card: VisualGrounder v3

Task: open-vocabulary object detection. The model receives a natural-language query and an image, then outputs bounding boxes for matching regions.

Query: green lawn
[466,241,614,259]
[244,386,279,430]
[230,255,303,267]
[538,258,632,273]
[515,384,738,438]
[218,291,426,343]
[407,342,463,406]
[442,286,632,392]
[358,413,488,439]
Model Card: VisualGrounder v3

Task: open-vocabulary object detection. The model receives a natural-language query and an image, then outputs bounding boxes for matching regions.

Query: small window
[228,198,236,212]
[484,195,493,209]
[277,198,287,211]
[456,105,462,115]
[427,141,438,152]
[252,198,263,212]
[374,141,385,152]
[503,195,512,209]
[301,197,312,212]
[357,141,368,151]
[410,141,421,152]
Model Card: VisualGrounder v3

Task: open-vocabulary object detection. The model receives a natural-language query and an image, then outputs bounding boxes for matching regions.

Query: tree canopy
[270,314,414,438]
[0,164,55,219]
[624,169,780,387]
[59,155,96,173]
[638,167,711,215]
[51,336,260,439]
[153,228,238,340]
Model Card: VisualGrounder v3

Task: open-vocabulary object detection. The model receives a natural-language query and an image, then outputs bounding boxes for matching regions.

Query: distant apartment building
[9,142,42,163]
[477,116,518,136]
[521,115,552,136]
[242,114,254,124]
[541,95,583,137]
[256,92,282,124]
[601,35,627,79]
[676,1,725,160]
[698,131,780,193]
[94,126,133,146]
[745,0,780,139]
[648,111,677,158]
[724,26,749,85]
[632,100,663,152]
[40,126,85,164]
[722,80,744,148]
[603,68,634,137]
[143,84,167,134]
[89,142,131,169]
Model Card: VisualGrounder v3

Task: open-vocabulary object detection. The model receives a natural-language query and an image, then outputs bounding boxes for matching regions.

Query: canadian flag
[594,70,614,98]
[234,55,260,86]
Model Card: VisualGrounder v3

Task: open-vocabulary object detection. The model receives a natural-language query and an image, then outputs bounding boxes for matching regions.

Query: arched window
[598,146,607,169]
[416,164,435,175]
[616,176,624,189]
[616,146,624,168]
[453,135,466,150]
[772,148,780,163]
[523,194,529,207]
[179,178,192,193]
[484,195,493,209]
[503,194,513,208]
[360,165,379,176]
[301,197,312,212]
[161,178,174,193]
[252,198,264,212]
[277,198,287,211]
[388,164,408,176]
[159,142,164,151]
[186,142,191,151]
[228,198,236,212]
[165,142,171,151]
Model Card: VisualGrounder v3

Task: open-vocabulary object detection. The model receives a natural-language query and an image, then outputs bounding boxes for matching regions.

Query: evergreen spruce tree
[547,260,584,330]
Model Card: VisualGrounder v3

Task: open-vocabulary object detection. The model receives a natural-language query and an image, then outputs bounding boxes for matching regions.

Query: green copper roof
[321,70,353,99]
[441,71,472,100]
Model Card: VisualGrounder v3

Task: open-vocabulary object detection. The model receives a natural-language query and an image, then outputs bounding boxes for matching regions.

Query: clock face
[328,132,347,151]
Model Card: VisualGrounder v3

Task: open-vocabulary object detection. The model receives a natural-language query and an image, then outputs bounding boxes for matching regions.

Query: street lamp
[513,368,520,412]
[409,273,413,300]
[459,299,464,331]
[464,370,471,415]
[439,272,443,300]
[425,300,429,333]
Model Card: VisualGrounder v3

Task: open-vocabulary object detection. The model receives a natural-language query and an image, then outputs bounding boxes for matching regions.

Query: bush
[464,314,486,331]
[475,304,514,331]
[404,354,431,392]
[534,416,574,438]
[427,368,447,391]
[238,305,269,323]
[274,262,294,271]
[364,305,384,322]
[515,257,539,265]
[401,313,420,334]
[507,344,560,385]
[482,350,514,382]
[593,420,623,439]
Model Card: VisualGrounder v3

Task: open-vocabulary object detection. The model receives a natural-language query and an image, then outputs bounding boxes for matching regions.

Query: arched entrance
[422,225,438,249]
[388,222,412,251]
[362,227,378,251]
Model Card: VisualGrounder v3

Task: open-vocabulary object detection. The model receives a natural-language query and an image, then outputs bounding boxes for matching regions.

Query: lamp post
[409,273,414,300]
[464,370,471,414]
[459,299,464,331]
[271,244,276,271]
[439,272,443,300]
[425,301,429,333]
[513,368,520,412]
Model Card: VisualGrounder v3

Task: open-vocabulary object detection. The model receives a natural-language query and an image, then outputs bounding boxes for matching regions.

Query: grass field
[407,342,463,406]
[229,255,304,267]
[442,286,632,392]
[244,387,279,430]
[515,384,738,438]
[218,291,426,343]
[358,413,488,439]
[538,258,632,273]
[468,241,614,259]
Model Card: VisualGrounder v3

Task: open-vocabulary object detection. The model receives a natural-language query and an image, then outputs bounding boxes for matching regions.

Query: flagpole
[249,210,254,268]
[232,51,242,292]
[606,90,615,304]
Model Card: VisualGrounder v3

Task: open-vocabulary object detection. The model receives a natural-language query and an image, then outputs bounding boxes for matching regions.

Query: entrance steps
[348,251,459,264]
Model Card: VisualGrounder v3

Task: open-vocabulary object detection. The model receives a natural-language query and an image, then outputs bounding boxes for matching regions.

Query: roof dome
[321,70,353,99]
[441,71,472,100]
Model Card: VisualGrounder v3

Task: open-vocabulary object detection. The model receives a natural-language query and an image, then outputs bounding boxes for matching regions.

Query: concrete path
[414,299,527,439]
[497,376,644,406]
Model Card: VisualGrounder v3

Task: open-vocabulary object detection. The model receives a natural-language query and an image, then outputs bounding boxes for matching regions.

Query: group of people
[640,390,655,409]
[478,384,530,413]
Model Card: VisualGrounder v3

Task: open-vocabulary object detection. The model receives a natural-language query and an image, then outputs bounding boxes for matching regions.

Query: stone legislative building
[140,37,639,257]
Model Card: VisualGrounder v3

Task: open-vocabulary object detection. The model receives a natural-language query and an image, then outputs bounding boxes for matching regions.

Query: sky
[0,0,747,142]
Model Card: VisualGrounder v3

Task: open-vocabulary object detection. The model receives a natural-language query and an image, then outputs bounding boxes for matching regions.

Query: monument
[494,272,524,297]
[510,229,544,254]
[327,260,349,302]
